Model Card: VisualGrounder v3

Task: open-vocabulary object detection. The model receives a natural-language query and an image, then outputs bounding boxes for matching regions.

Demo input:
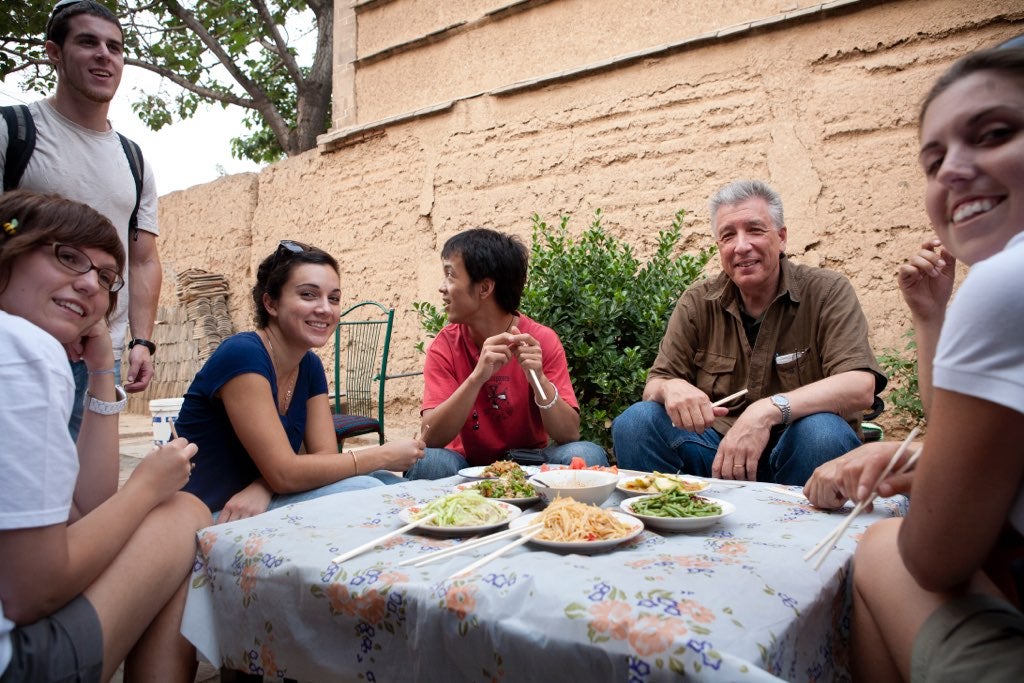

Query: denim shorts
[912,592,1024,682]
[1,595,103,683]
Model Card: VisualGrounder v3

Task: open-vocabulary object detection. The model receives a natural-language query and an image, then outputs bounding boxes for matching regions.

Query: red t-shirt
[421,314,579,466]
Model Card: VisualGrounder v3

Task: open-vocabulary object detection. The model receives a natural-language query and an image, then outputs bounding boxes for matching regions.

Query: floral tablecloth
[181,477,905,682]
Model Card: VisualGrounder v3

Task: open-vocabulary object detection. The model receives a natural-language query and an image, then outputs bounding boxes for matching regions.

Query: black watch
[128,338,157,356]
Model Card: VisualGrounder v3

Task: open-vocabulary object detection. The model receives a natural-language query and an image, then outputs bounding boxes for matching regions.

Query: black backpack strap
[117,132,144,240]
[2,104,37,192]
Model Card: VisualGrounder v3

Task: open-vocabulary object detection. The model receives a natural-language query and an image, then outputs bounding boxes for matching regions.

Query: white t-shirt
[0,310,80,673]
[0,99,159,358]
[932,232,1024,534]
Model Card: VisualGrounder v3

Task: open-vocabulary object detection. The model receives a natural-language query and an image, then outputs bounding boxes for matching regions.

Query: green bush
[414,208,715,452]
[877,330,925,429]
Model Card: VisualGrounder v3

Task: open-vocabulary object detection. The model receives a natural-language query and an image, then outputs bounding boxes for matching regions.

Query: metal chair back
[333,301,394,446]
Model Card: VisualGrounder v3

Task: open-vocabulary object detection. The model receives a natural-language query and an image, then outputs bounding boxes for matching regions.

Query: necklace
[264,330,298,414]
[504,314,517,332]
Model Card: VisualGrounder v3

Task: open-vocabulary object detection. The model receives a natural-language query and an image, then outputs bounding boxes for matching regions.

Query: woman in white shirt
[804,44,1024,681]
[0,190,210,682]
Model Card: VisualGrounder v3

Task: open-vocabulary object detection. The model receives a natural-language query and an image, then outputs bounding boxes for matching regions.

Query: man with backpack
[1,0,161,438]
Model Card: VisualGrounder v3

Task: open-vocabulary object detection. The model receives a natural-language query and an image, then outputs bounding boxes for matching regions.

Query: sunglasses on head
[276,239,312,256]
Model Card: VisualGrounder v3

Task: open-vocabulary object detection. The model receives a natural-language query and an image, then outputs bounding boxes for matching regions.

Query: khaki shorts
[912,593,1024,683]
[1,595,103,683]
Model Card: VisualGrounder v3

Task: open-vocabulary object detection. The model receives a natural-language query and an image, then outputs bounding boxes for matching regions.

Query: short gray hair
[708,180,784,235]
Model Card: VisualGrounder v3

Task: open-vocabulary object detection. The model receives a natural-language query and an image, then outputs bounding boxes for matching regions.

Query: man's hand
[661,379,727,433]
[712,401,774,480]
[472,332,515,382]
[898,238,956,322]
[123,343,154,393]
[219,479,274,523]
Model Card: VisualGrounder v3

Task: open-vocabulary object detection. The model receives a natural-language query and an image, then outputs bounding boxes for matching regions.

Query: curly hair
[251,242,340,328]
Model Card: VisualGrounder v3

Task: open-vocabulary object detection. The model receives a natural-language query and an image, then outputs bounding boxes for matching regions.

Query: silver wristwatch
[770,394,791,426]
[86,385,128,415]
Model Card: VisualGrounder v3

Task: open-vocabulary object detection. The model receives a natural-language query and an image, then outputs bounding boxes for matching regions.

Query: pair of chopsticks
[331,513,437,564]
[449,527,543,579]
[397,523,543,569]
[804,427,921,570]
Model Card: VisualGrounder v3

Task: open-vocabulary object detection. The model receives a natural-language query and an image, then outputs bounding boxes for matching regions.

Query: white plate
[453,481,541,507]
[619,494,735,532]
[398,501,521,536]
[615,473,710,497]
[457,465,540,480]
[509,510,644,552]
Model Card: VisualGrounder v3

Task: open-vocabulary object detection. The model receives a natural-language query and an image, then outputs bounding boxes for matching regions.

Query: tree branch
[248,0,304,86]
[158,0,291,148]
[125,57,254,109]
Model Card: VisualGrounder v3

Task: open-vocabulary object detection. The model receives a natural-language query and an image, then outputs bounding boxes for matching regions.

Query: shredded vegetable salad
[411,490,509,526]
[630,490,722,518]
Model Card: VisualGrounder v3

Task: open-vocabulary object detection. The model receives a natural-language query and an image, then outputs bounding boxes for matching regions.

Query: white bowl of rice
[528,469,618,507]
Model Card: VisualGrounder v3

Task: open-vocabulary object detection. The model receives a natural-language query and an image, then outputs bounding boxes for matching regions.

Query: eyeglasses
[50,243,124,292]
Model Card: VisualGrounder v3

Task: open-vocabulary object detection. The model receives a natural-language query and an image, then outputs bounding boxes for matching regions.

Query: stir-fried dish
[621,472,706,494]
[630,490,722,518]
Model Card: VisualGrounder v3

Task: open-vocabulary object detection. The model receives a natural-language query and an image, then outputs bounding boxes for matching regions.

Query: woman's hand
[804,441,916,509]
[125,436,198,503]
[65,318,115,370]
[897,238,956,322]
[372,438,426,473]
[219,479,274,523]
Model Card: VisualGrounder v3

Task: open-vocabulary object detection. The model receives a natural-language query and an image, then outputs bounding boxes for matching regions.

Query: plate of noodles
[508,498,644,552]
[620,491,735,532]
[458,462,540,480]
[616,472,710,497]
[399,490,522,536]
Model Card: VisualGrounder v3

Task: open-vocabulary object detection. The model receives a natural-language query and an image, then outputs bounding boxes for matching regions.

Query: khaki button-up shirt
[648,256,886,435]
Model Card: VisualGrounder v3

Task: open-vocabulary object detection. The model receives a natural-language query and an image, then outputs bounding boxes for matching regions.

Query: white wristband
[534,384,559,410]
[86,384,128,415]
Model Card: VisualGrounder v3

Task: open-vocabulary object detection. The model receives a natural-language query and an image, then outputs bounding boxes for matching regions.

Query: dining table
[181,473,906,682]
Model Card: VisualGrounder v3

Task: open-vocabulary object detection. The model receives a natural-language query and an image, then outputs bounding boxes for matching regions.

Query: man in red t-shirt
[406,228,608,479]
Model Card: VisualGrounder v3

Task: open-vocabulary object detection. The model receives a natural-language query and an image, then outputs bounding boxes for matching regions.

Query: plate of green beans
[619,490,735,531]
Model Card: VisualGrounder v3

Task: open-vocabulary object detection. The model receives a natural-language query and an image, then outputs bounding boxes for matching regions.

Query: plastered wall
[152,0,1024,435]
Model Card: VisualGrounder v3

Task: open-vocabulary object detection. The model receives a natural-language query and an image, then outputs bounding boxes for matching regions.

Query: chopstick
[331,512,437,564]
[711,388,748,408]
[528,369,547,402]
[805,427,920,569]
[169,417,179,440]
[448,527,543,579]
[398,523,544,567]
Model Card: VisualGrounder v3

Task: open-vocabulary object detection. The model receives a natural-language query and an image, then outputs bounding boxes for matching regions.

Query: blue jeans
[611,400,860,485]
[68,360,123,441]
[405,441,609,480]
[266,473,391,511]
[68,360,88,441]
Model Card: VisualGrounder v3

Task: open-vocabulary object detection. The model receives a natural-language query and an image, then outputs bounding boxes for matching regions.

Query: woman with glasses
[0,190,210,682]
[176,240,425,521]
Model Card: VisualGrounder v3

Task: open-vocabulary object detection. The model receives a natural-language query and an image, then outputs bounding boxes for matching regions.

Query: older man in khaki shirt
[612,180,886,485]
